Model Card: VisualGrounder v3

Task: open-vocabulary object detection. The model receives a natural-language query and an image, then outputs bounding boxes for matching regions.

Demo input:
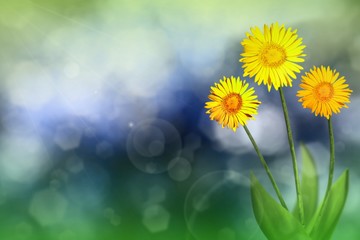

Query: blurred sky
[0,0,359,239]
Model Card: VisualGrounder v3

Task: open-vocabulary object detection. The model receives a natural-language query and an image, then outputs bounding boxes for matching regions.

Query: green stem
[243,125,288,210]
[312,117,336,231]
[325,117,335,198]
[278,87,304,224]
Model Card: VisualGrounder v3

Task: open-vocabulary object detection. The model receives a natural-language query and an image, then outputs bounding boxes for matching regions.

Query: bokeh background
[0,0,359,239]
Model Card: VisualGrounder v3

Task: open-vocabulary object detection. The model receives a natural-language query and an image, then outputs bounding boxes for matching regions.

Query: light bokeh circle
[168,157,192,182]
[126,119,182,174]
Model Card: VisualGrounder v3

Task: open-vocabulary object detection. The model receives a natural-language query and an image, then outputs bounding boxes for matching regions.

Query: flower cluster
[205,23,352,130]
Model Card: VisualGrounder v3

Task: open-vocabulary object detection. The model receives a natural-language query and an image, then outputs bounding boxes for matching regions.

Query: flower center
[260,44,286,67]
[314,82,334,102]
[223,93,242,113]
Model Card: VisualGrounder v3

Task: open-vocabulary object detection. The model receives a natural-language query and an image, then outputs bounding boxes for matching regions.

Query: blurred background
[0,0,359,239]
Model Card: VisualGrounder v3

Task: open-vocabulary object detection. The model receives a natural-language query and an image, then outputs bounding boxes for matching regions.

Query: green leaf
[250,172,312,240]
[293,143,318,225]
[306,169,349,240]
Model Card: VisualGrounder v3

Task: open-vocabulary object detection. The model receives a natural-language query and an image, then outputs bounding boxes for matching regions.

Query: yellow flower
[240,23,306,91]
[205,76,261,131]
[297,66,352,119]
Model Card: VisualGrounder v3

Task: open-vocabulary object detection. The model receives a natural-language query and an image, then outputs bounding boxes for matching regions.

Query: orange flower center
[314,82,334,102]
[223,93,242,113]
[260,44,286,67]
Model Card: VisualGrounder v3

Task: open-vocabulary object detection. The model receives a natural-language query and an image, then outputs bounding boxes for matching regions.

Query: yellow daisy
[297,66,352,119]
[240,23,306,91]
[205,76,261,131]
